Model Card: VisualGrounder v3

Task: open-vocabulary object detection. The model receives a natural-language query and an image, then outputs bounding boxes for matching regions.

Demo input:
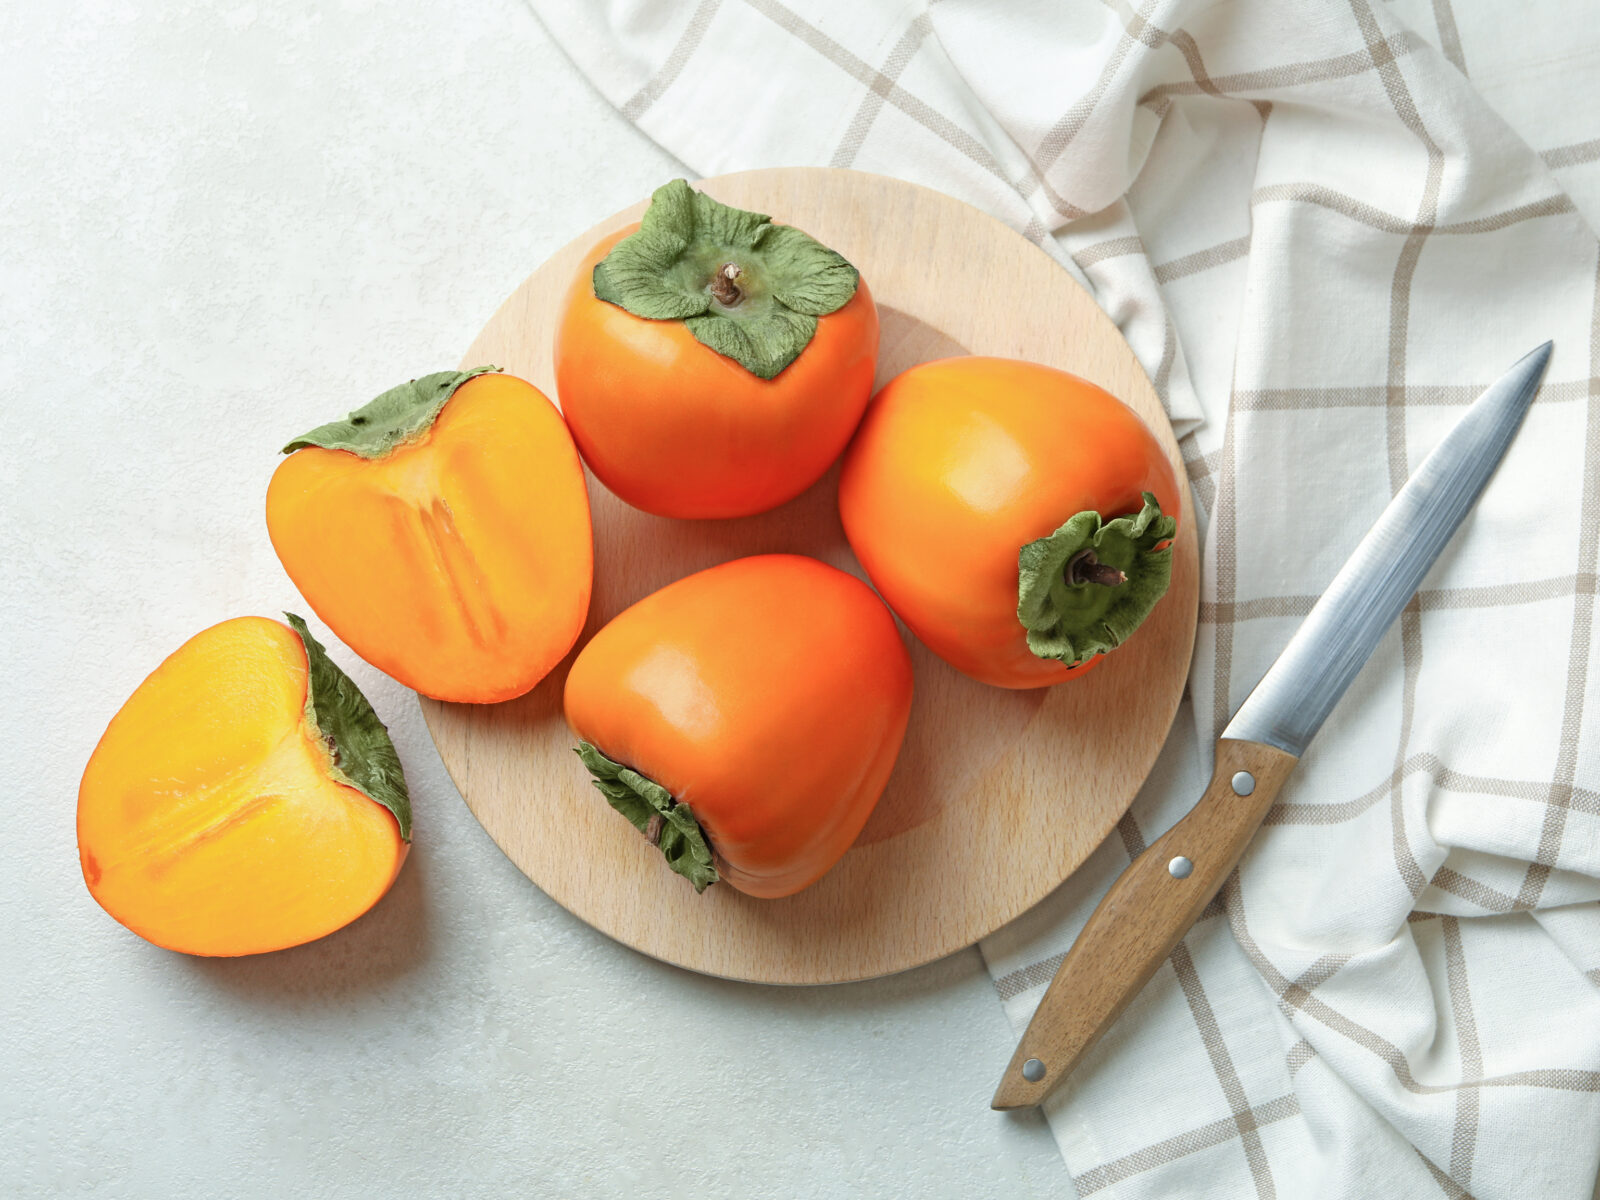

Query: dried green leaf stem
[592,179,859,379]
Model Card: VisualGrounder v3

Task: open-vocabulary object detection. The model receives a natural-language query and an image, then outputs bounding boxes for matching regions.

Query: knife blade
[992,342,1553,1111]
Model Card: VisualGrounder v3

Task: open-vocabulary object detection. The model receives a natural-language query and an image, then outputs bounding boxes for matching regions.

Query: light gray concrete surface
[0,2,1068,1196]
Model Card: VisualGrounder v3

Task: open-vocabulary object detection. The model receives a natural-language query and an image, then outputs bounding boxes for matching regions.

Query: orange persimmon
[839,357,1181,689]
[267,368,592,703]
[554,179,879,519]
[78,615,409,956]
[563,554,912,898]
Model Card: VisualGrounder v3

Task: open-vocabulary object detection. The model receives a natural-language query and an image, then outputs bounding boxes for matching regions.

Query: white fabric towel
[526,1,1600,1195]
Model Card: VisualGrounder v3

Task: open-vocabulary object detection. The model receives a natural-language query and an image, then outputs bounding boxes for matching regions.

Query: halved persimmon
[267,368,592,703]
[78,615,409,956]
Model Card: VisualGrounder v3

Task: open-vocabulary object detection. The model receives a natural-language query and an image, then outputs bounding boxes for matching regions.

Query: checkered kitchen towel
[527,1,1600,1195]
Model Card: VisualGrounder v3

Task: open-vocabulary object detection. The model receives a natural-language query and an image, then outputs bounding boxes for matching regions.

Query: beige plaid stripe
[1430,0,1468,76]
[1153,317,1178,404]
[1266,750,1600,827]
[1168,938,1280,1197]
[1289,952,1353,994]
[1418,1153,1477,1200]
[1201,572,1597,625]
[1253,183,1574,236]
[1072,1095,1302,1196]
[1168,29,1272,121]
[1138,30,1424,106]
[619,0,722,122]
[1074,234,1146,271]
[1032,0,1174,218]
[1225,873,1600,1095]
[1432,868,1528,914]
[1074,232,1250,283]
[1231,377,1595,412]
[1285,1039,1318,1075]
[1183,439,1221,480]
[1543,138,1600,170]
[1153,235,1252,285]
[828,13,932,169]
[1073,189,1572,313]
[1441,915,1483,1186]
[994,951,1072,1002]
[739,0,1047,216]
[1024,0,1177,220]
[1180,432,1218,514]
[1515,257,1600,906]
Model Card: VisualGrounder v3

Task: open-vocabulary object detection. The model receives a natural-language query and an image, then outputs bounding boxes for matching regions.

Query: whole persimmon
[267,368,592,703]
[563,554,912,898]
[78,615,409,956]
[839,357,1181,689]
[554,179,878,519]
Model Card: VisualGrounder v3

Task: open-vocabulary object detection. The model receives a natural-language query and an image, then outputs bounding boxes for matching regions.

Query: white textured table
[0,2,1067,1195]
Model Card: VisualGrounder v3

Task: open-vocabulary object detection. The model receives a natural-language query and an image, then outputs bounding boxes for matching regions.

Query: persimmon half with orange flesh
[267,368,593,703]
[78,615,410,956]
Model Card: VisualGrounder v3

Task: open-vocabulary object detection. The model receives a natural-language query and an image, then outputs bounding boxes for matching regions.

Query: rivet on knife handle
[991,739,1298,1110]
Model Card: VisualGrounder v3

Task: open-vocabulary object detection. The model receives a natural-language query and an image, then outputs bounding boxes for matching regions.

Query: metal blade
[1223,342,1552,755]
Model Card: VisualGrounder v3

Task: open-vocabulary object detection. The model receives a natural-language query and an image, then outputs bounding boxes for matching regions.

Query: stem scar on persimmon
[1067,549,1128,588]
[709,262,743,307]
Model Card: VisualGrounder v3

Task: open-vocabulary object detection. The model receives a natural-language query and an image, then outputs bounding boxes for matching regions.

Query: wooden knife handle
[992,738,1299,1110]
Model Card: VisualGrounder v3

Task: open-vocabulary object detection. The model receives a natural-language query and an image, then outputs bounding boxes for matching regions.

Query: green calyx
[281,366,499,458]
[1017,493,1177,670]
[592,178,859,380]
[574,741,718,893]
[287,613,412,841]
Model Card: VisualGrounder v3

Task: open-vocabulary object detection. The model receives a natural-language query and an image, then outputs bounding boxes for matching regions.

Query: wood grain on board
[421,168,1198,984]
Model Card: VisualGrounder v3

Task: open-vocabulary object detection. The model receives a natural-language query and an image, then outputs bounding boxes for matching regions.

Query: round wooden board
[421,168,1197,985]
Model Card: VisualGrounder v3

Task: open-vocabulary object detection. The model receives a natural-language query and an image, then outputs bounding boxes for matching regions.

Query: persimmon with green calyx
[839,356,1181,689]
[563,554,913,898]
[78,615,410,957]
[555,179,879,519]
[267,367,593,703]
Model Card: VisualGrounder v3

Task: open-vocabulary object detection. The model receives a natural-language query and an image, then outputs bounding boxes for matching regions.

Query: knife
[992,342,1553,1111]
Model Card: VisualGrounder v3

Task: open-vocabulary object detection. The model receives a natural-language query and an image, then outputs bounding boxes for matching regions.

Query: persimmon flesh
[78,615,409,956]
[267,369,593,703]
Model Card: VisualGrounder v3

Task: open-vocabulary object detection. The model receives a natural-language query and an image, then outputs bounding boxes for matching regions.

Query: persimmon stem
[709,262,743,307]
[1067,549,1127,588]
